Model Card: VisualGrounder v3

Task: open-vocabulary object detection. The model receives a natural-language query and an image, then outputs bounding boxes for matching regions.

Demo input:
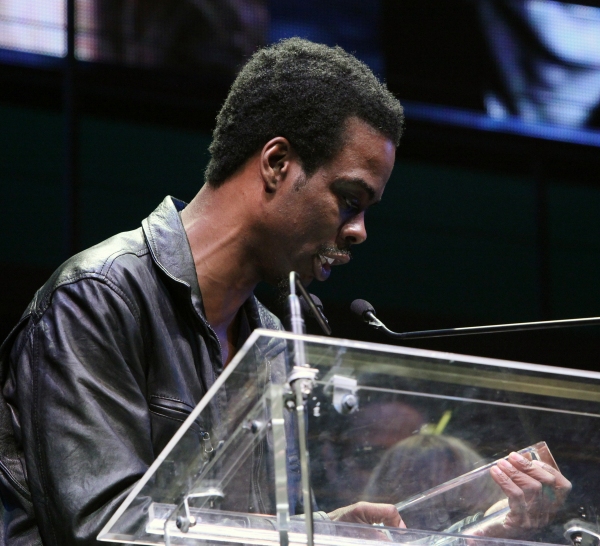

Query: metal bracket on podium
[566,525,600,546]
[174,487,225,533]
[325,374,359,415]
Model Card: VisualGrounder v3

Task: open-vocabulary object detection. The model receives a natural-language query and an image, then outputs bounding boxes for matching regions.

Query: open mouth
[318,253,350,267]
[312,249,351,281]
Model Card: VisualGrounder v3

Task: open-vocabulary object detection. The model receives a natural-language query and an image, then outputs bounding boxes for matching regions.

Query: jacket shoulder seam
[35,275,142,329]
[103,247,149,278]
[100,247,133,277]
[35,247,146,315]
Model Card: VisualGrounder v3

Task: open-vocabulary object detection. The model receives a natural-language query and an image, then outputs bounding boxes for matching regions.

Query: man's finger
[490,466,530,526]
[497,458,543,499]
[507,453,572,506]
[531,460,572,506]
[496,458,547,523]
[328,502,405,528]
[361,503,405,528]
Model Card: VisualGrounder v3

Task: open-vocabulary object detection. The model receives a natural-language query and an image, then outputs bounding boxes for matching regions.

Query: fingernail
[491,466,504,476]
[509,452,531,466]
[498,459,516,472]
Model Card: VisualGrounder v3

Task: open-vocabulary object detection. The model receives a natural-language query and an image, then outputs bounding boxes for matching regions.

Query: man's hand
[327,501,406,528]
[479,451,572,538]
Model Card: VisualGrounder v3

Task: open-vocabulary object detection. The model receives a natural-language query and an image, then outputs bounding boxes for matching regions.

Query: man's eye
[343,196,360,212]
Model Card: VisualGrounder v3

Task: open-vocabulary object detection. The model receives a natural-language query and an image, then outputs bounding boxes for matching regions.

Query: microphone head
[299,293,324,316]
[299,293,332,335]
[350,299,376,321]
[308,293,323,310]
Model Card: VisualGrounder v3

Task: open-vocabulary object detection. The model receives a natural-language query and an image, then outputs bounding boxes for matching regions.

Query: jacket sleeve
[7,278,154,546]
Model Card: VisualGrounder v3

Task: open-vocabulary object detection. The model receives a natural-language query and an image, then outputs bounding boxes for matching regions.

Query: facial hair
[276,276,291,305]
[316,244,352,259]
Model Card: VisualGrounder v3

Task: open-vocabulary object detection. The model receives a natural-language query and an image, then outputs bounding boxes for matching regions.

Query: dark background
[1,0,599,371]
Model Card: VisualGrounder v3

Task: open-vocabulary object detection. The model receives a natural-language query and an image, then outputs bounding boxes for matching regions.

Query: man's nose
[340,212,367,246]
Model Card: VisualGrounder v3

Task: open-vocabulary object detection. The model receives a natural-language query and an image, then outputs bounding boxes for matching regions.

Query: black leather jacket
[0,196,293,545]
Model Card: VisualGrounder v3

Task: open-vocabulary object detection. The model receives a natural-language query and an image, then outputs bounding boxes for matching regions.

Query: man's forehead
[336,118,396,169]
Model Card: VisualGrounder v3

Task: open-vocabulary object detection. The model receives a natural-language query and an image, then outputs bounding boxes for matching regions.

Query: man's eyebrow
[336,177,378,202]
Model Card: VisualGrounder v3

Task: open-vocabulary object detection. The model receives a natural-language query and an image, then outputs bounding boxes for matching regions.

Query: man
[0,38,569,545]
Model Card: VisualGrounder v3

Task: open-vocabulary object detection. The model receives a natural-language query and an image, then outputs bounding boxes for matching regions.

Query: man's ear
[260,137,293,193]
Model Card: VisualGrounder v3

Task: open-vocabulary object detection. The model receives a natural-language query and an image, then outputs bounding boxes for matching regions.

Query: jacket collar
[142,196,265,330]
[142,196,208,320]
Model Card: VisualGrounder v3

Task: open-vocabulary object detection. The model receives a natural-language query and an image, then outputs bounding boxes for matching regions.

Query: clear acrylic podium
[98,329,600,546]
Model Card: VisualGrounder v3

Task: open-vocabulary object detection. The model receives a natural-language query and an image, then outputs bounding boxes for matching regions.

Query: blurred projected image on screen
[0,0,268,75]
[0,0,65,56]
[479,0,600,128]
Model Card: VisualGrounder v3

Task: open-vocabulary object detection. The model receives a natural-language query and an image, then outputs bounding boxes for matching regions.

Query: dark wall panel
[79,117,211,249]
[549,183,600,319]
[0,103,212,269]
[0,104,63,267]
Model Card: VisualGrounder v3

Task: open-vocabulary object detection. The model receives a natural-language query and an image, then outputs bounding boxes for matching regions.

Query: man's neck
[181,182,260,336]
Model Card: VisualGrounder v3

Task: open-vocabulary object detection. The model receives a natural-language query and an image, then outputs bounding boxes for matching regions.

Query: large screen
[384,0,600,146]
[1,0,599,146]
[0,0,66,58]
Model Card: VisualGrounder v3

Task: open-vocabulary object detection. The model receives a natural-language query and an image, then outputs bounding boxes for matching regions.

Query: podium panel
[98,329,600,545]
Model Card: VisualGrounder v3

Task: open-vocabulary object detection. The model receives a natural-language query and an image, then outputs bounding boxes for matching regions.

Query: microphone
[350,299,600,340]
[300,294,332,336]
[350,299,378,325]
[350,299,394,335]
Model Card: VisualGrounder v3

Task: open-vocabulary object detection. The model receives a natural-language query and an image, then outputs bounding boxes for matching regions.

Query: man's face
[265,117,396,285]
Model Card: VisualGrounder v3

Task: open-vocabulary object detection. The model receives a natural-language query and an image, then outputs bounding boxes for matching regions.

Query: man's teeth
[319,255,335,265]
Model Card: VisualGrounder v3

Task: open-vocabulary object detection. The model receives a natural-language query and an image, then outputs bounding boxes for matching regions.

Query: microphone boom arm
[352,299,600,340]
[370,314,600,340]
